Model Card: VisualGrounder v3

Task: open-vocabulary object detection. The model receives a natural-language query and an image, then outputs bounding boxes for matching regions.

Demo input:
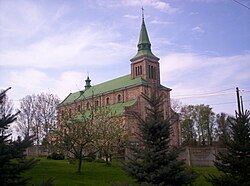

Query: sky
[0,0,250,116]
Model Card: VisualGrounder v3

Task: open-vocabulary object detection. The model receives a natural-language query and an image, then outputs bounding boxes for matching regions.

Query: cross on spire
[141,7,144,20]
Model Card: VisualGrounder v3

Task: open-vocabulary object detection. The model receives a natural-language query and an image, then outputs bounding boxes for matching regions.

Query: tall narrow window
[95,100,99,107]
[78,105,81,112]
[69,109,72,117]
[148,65,156,79]
[86,102,90,109]
[106,97,110,105]
[118,94,122,103]
[135,66,142,76]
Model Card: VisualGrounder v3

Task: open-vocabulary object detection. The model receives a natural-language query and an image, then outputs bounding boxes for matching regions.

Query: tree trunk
[77,146,83,173]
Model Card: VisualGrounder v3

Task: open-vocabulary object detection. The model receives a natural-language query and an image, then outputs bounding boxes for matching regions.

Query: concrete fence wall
[26,145,49,157]
[26,145,226,167]
[179,146,227,167]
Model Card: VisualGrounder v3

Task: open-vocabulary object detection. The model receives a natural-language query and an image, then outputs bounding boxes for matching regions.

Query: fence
[26,145,226,167]
[179,146,227,166]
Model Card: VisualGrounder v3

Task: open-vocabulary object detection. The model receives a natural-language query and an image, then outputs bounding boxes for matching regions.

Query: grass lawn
[24,158,134,186]
[24,158,220,186]
[192,166,220,186]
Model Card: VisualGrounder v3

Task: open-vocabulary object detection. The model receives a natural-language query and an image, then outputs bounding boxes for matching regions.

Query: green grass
[24,158,220,186]
[24,158,134,186]
[192,166,220,186]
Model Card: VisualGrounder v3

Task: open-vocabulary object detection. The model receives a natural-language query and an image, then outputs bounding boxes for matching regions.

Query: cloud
[189,12,199,15]
[150,19,173,25]
[96,0,178,13]
[124,14,139,19]
[2,68,86,102]
[161,52,250,85]
[0,24,133,69]
[160,52,250,114]
[0,1,69,45]
[124,0,178,13]
[192,26,205,33]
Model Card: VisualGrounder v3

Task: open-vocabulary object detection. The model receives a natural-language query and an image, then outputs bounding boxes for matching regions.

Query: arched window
[86,102,90,109]
[117,94,122,103]
[78,105,81,112]
[106,97,110,105]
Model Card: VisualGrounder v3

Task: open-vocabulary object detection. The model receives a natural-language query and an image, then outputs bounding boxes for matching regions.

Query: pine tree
[124,92,196,186]
[208,110,250,186]
[0,88,37,186]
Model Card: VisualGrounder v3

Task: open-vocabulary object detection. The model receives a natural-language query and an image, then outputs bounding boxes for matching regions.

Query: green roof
[60,74,146,105]
[110,99,137,115]
[74,99,137,120]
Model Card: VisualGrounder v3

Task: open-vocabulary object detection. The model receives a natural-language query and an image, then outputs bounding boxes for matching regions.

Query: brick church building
[58,16,181,148]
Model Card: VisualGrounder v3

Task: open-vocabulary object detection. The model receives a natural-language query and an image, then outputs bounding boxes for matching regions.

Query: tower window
[86,102,90,109]
[135,65,142,76]
[148,65,156,79]
[78,105,81,112]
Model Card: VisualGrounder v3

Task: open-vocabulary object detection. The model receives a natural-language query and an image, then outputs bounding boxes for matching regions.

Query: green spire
[138,18,151,49]
[131,15,158,61]
[85,75,91,89]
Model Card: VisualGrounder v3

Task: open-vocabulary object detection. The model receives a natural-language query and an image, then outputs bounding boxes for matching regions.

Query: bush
[47,152,65,160]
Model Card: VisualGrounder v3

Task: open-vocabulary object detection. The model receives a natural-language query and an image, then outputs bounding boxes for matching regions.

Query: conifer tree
[0,88,37,186]
[124,92,196,186]
[208,110,250,186]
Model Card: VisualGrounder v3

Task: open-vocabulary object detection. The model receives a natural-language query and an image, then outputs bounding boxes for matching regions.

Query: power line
[209,100,250,106]
[232,0,250,10]
[172,88,234,98]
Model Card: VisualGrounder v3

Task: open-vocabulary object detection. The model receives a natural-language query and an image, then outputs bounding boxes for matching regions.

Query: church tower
[130,14,160,86]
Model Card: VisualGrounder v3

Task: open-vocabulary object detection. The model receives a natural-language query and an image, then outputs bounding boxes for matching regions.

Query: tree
[55,108,95,173]
[208,110,250,186]
[16,95,36,138]
[215,112,231,145]
[171,98,182,113]
[16,93,60,146]
[180,104,216,146]
[93,106,128,164]
[180,105,197,146]
[35,93,60,142]
[0,88,37,186]
[124,92,196,185]
[54,105,128,172]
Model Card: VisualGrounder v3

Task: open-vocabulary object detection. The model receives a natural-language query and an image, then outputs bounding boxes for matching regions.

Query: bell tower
[130,12,160,86]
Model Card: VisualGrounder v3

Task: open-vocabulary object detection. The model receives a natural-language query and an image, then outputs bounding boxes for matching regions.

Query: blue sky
[0,0,250,115]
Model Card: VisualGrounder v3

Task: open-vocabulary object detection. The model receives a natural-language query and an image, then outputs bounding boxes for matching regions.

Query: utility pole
[236,87,241,116]
[240,96,244,114]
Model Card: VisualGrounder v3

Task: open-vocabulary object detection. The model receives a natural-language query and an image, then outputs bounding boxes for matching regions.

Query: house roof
[59,74,146,106]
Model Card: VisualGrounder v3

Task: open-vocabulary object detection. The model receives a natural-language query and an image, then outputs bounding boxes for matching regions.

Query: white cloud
[150,19,173,25]
[124,14,139,19]
[189,12,199,15]
[124,0,178,13]
[0,25,132,69]
[160,52,250,114]
[3,69,86,103]
[96,0,178,13]
[192,26,205,33]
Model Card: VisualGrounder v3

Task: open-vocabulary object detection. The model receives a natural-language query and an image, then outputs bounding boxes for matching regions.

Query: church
[58,16,181,148]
